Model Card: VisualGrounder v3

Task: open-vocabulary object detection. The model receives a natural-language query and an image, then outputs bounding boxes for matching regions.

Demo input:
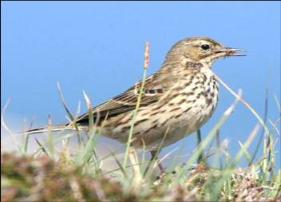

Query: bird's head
[165,37,245,67]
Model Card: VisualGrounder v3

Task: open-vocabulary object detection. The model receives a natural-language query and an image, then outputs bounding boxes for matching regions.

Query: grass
[1,43,281,201]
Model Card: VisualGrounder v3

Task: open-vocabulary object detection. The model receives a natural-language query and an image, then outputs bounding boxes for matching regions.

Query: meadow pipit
[29,37,243,169]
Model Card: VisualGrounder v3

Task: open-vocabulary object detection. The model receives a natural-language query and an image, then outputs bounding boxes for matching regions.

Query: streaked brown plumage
[28,37,243,167]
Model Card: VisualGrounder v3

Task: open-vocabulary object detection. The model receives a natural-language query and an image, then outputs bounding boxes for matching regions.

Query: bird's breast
[158,69,219,136]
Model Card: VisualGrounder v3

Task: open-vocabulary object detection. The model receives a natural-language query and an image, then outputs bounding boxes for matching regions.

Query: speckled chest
[170,66,218,113]
[186,67,219,116]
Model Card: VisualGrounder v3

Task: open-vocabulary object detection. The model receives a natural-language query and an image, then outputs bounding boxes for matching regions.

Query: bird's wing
[75,73,167,125]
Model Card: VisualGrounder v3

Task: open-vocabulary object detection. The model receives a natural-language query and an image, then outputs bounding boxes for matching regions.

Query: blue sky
[2,2,280,167]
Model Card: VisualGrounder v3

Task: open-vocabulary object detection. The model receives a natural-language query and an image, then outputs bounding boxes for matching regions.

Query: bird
[28,37,243,171]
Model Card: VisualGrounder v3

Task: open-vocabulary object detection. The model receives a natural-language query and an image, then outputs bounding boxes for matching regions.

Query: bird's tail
[25,124,81,135]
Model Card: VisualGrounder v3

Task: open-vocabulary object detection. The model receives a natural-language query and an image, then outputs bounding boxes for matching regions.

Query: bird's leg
[150,150,165,173]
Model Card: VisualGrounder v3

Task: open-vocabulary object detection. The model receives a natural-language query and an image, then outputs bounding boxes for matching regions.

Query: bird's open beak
[217,48,246,56]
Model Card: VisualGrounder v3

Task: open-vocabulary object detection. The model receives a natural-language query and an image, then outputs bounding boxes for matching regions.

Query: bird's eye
[201,44,210,50]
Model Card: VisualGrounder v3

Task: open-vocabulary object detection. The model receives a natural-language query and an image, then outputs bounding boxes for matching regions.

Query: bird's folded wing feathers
[75,74,166,125]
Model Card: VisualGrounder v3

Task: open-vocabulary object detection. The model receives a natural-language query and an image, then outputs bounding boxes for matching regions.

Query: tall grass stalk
[57,82,84,145]
[46,115,55,158]
[75,91,100,169]
[250,89,268,165]
[123,42,150,169]
[1,98,24,154]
